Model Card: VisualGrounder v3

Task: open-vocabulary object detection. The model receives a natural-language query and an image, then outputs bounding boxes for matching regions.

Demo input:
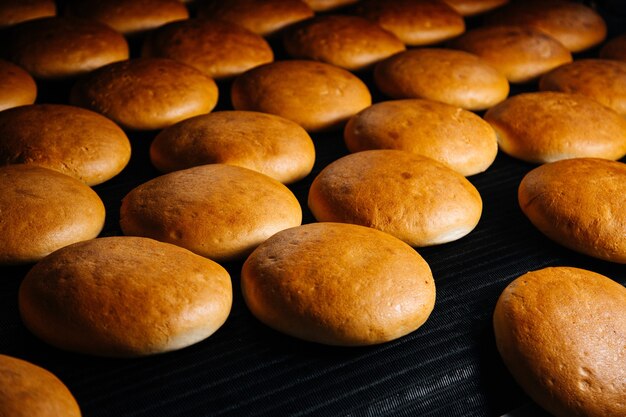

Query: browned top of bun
[143,19,273,80]
[198,0,313,37]
[494,267,626,417]
[7,17,129,80]
[442,0,508,16]
[485,92,626,163]
[0,59,36,112]
[242,222,436,346]
[518,158,626,263]
[71,58,218,131]
[0,0,55,28]
[0,165,105,265]
[355,0,465,46]
[451,25,572,83]
[283,15,406,71]
[0,354,81,417]
[19,236,232,357]
[600,34,626,62]
[301,0,358,11]
[539,59,626,117]
[231,60,371,132]
[68,0,189,36]
[0,104,131,185]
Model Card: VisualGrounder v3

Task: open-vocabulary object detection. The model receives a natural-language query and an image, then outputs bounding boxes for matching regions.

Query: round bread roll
[0,165,105,265]
[374,48,509,111]
[355,0,465,46]
[518,158,626,263]
[451,25,572,84]
[0,59,36,112]
[70,58,218,131]
[344,99,498,176]
[485,0,606,53]
[6,17,129,80]
[0,354,81,417]
[142,19,273,80]
[600,34,626,62]
[539,59,626,117]
[0,0,55,28]
[308,150,482,246]
[283,15,406,71]
[198,0,313,37]
[231,60,371,132]
[484,92,626,163]
[242,222,436,346]
[441,0,507,16]
[301,0,357,11]
[150,111,315,184]
[67,0,189,36]
[494,267,626,417]
[19,236,232,357]
[0,104,131,186]
[120,164,302,262]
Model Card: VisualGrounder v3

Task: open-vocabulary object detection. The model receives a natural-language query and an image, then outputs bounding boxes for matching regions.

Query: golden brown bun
[494,267,626,417]
[242,222,436,346]
[67,0,189,36]
[70,58,218,131]
[518,158,626,263]
[0,355,81,417]
[19,236,232,357]
[355,0,465,46]
[308,150,482,246]
[120,164,302,262]
[6,17,129,80]
[374,48,509,111]
[283,15,405,71]
[0,165,105,265]
[198,0,313,37]
[150,111,315,184]
[484,92,626,163]
[232,60,371,132]
[441,0,507,16]
[539,59,626,117]
[485,0,606,53]
[0,104,131,186]
[142,19,273,80]
[344,99,497,176]
[0,0,55,28]
[600,34,626,62]
[451,25,572,84]
[0,60,36,112]
[301,0,357,11]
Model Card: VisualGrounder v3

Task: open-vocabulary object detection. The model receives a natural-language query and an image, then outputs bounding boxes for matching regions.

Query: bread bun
[301,0,357,11]
[518,158,626,263]
[0,354,81,417]
[355,0,465,46]
[150,111,315,184]
[451,25,572,84]
[242,222,436,346]
[374,48,509,111]
[0,0,55,28]
[0,59,36,111]
[600,34,626,62]
[120,164,302,262]
[70,58,218,131]
[232,60,371,132]
[6,17,129,80]
[441,0,507,16]
[309,150,482,246]
[198,0,313,37]
[283,15,405,71]
[485,0,606,53]
[0,165,105,265]
[0,104,131,185]
[344,99,497,176]
[494,266,626,417]
[539,59,626,117]
[142,19,273,80]
[19,236,232,357]
[484,92,626,163]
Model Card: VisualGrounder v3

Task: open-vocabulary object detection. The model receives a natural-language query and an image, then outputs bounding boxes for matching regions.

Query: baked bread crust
[0,59,36,111]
